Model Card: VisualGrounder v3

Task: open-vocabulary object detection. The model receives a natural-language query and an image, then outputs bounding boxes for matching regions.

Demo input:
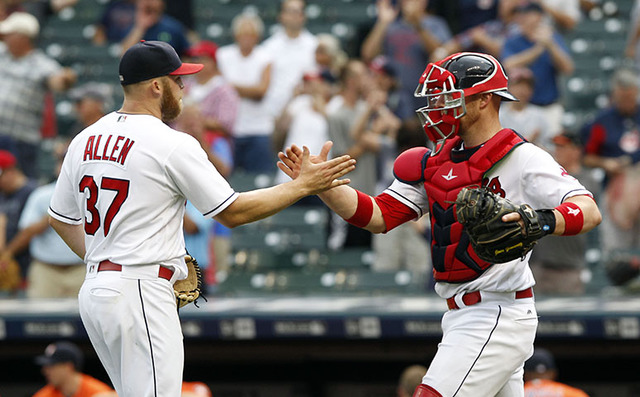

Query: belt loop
[453,293,466,309]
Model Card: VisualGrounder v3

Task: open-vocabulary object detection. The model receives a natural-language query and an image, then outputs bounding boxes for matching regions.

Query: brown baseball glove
[0,254,22,291]
[173,254,204,308]
[455,187,553,264]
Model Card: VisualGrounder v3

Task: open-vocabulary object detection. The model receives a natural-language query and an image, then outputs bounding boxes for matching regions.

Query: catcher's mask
[414,52,518,152]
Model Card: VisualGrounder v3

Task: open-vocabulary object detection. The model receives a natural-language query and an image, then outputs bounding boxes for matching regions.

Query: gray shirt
[0,45,61,144]
[327,99,377,195]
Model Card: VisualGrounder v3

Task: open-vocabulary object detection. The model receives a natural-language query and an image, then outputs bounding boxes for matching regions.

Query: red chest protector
[395,129,525,283]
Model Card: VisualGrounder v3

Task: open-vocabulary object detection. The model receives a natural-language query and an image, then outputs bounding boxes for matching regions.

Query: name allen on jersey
[83,134,135,166]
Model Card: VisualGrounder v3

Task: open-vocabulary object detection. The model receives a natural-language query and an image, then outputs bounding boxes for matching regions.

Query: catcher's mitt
[0,254,22,291]
[173,254,204,308]
[455,187,553,264]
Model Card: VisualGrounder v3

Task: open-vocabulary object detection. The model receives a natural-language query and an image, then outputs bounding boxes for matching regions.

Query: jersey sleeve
[48,139,84,225]
[165,135,238,217]
[381,179,430,219]
[521,146,592,208]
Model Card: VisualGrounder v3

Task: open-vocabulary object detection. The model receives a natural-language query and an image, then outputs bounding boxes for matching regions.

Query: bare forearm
[215,181,311,227]
[542,5,577,31]
[49,217,86,259]
[235,65,270,100]
[503,45,545,69]
[548,43,574,74]
[120,25,146,55]
[234,85,267,100]
[361,21,389,62]
[415,25,442,53]
[318,186,386,233]
[5,218,48,257]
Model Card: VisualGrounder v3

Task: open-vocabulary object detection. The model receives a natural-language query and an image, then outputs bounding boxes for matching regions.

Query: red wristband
[345,190,374,228]
[555,202,584,235]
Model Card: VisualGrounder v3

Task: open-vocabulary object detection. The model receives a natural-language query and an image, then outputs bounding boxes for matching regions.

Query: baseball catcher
[455,187,556,264]
[173,254,204,308]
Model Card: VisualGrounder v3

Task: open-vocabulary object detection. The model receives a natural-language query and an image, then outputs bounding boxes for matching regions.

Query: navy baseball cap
[35,341,83,369]
[119,40,204,86]
[524,348,557,373]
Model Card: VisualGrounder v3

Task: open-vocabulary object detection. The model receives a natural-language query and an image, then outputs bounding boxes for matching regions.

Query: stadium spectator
[368,55,412,121]
[499,67,551,150]
[397,364,429,397]
[626,0,640,72]
[91,0,135,45]
[429,0,507,37]
[164,0,196,42]
[66,82,115,137]
[0,0,22,20]
[371,119,430,285]
[183,40,239,140]
[274,70,337,187]
[361,0,451,121]
[433,0,519,61]
[217,12,273,173]
[1,141,84,299]
[95,0,191,56]
[524,348,589,397]
[582,68,640,260]
[326,60,388,249]
[182,381,212,397]
[529,131,601,295]
[33,341,115,397]
[314,33,347,81]
[0,150,38,289]
[174,105,227,291]
[0,11,76,178]
[20,0,79,28]
[536,0,582,31]
[261,0,318,119]
[502,1,574,138]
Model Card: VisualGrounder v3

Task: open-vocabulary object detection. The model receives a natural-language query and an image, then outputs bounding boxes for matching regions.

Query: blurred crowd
[0,0,639,299]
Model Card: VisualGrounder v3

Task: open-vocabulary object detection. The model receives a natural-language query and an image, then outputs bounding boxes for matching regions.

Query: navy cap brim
[35,355,57,366]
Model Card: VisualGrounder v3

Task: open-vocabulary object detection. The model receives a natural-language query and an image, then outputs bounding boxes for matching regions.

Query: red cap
[186,41,218,62]
[303,71,321,81]
[0,150,17,170]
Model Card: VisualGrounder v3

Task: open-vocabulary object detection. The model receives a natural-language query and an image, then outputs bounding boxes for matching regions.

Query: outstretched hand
[278,141,332,179]
[278,141,355,194]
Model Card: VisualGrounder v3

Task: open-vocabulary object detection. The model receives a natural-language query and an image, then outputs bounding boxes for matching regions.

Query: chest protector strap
[422,129,524,282]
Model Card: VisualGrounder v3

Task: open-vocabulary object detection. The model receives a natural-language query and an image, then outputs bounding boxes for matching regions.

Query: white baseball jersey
[48,112,238,279]
[383,142,592,299]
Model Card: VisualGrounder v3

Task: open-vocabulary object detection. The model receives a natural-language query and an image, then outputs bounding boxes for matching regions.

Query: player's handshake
[278,141,355,193]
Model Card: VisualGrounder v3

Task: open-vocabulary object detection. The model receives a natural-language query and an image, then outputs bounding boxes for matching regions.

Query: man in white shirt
[261,0,318,119]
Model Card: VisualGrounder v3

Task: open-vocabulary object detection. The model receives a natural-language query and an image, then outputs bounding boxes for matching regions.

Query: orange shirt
[33,374,113,397]
[182,381,212,397]
[524,379,589,397]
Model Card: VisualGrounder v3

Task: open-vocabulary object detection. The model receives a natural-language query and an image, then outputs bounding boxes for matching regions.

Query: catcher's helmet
[414,52,517,147]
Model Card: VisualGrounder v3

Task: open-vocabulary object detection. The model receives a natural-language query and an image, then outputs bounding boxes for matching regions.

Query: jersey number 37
[80,175,130,237]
